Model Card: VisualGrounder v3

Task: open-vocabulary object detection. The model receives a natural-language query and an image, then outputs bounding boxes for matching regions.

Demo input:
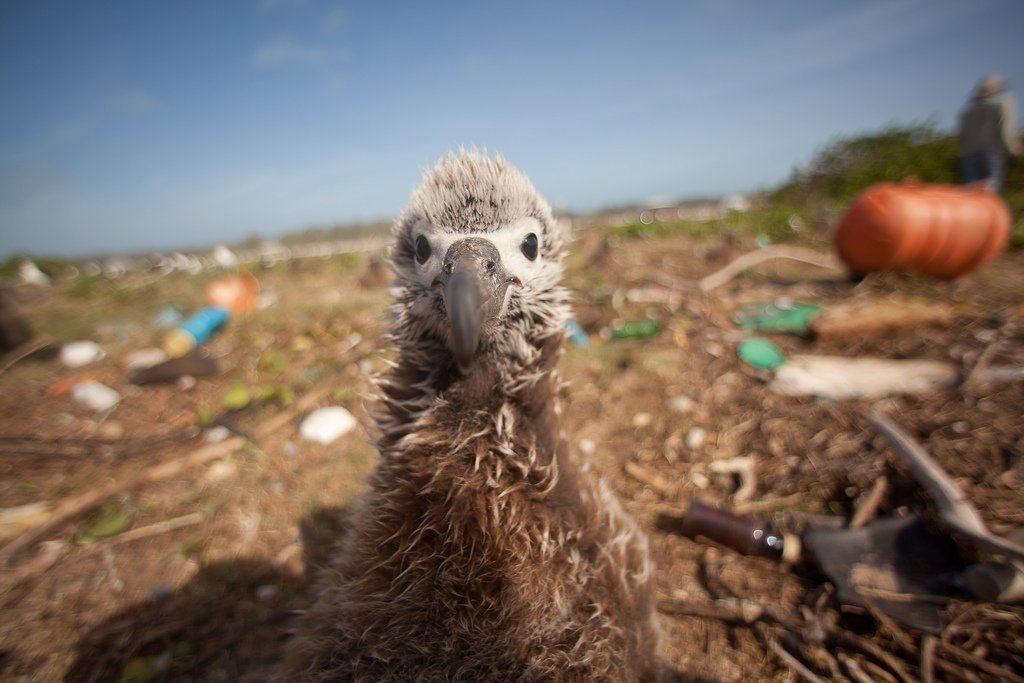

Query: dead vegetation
[1,225,1023,680]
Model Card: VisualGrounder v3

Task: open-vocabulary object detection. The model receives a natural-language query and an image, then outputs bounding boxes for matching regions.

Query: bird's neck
[374,327,564,452]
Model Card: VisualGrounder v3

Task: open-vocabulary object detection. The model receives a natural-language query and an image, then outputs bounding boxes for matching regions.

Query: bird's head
[390,151,569,374]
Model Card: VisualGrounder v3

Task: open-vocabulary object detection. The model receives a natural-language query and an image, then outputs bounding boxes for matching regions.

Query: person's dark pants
[959,150,1005,191]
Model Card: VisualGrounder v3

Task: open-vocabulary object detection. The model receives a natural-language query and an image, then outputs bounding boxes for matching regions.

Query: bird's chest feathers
[396,393,576,550]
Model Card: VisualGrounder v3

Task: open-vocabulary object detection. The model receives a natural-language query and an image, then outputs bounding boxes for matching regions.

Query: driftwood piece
[0,384,334,566]
[809,299,952,341]
[699,245,844,292]
[772,356,960,400]
[868,412,1024,563]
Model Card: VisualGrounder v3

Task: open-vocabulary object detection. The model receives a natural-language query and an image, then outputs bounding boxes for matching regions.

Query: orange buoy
[835,182,1010,279]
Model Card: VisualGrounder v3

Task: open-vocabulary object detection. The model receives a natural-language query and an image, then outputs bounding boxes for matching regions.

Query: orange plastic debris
[205,273,259,313]
[835,182,1010,279]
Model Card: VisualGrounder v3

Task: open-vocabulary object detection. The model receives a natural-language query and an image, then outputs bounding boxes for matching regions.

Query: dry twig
[108,512,202,546]
[0,336,52,376]
[623,461,677,498]
[698,245,843,292]
[920,635,937,683]
[869,411,1024,562]
[837,652,875,683]
[768,638,825,683]
[0,384,334,566]
[964,337,1002,390]
[659,597,917,683]
[849,476,888,529]
[939,639,1024,683]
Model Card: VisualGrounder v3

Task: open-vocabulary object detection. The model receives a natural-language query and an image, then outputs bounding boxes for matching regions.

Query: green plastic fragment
[737,338,787,370]
[611,318,660,340]
[733,300,821,334]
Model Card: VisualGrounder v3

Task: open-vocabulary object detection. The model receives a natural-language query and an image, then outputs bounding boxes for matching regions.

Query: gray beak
[444,269,483,372]
[438,238,519,372]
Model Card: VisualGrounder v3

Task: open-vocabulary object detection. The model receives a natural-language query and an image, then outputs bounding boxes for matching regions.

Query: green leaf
[78,502,132,542]
[195,407,213,427]
[222,381,251,410]
[259,384,295,405]
[331,386,356,403]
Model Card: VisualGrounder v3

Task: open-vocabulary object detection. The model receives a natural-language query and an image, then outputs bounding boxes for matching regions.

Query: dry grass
[1,227,1022,680]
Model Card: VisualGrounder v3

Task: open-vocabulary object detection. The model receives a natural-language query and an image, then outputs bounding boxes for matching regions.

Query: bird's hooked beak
[437,238,520,373]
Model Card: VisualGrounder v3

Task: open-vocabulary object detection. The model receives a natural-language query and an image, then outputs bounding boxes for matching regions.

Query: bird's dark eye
[414,235,431,264]
[520,233,538,261]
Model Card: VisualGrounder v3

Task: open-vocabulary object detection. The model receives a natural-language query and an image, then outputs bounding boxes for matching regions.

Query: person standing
[957,74,1022,191]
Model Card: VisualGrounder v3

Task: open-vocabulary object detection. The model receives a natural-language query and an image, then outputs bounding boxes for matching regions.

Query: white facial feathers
[387,151,571,350]
[410,217,551,288]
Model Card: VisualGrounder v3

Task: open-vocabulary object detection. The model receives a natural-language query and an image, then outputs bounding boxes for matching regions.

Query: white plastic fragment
[60,340,105,368]
[202,459,238,486]
[300,406,357,445]
[686,427,707,450]
[19,259,51,286]
[96,421,124,440]
[257,292,278,310]
[709,456,757,502]
[123,347,167,371]
[770,355,959,400]
[667,395,695,414]
[212,244,238,268]
[0,501,52,542]
[205,426,231,443]
[72,381,121,412]
[632,412,653,428]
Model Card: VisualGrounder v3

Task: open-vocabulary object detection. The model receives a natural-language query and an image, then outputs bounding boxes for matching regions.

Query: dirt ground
[1,227,1022,681]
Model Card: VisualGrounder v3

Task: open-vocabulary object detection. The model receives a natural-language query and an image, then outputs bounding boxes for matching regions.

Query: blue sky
[1,0,1022,257]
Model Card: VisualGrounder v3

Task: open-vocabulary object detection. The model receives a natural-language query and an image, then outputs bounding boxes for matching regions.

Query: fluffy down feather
[281,151,661,681]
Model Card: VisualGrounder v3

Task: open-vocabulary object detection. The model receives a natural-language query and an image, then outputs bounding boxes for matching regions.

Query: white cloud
[252,38,330,68]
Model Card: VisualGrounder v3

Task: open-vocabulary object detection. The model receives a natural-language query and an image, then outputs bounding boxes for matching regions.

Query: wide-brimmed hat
[975,74,1005,98]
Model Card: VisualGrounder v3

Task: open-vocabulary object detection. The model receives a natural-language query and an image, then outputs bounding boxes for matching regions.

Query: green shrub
[773,123,960,205]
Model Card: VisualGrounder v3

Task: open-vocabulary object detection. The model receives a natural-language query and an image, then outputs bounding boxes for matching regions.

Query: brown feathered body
[283,153,659,681]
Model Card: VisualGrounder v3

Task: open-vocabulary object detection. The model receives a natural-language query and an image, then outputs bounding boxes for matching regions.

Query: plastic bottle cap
[163,329,197,358]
